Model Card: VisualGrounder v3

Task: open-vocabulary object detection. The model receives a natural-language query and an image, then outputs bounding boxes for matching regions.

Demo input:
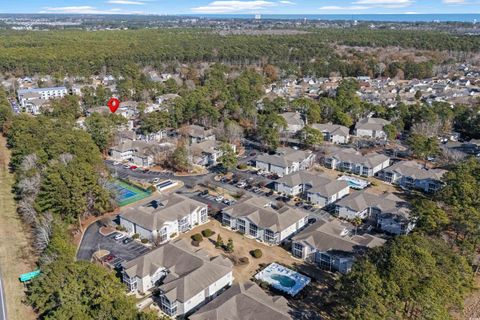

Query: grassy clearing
[0,136,36,320]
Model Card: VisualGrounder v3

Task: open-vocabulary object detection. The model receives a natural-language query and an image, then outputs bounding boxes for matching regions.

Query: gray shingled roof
[223,196,307,233]
[256,147,313,168]
[276,171,349,198]
[122,239,232,303]
[384,160,446,180]
[190,281,292,320]
[311,123,350,137]
[327,148,389,168]
[354,117,391,131]
[336,191,411,220]
[292,219,385,253]
[280,112,304,127]
[120,193,207,232]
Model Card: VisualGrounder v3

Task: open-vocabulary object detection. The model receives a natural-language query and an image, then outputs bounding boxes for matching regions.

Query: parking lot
[77,221,150,268]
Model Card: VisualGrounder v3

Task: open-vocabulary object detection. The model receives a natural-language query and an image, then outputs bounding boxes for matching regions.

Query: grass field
[0,136,36,320]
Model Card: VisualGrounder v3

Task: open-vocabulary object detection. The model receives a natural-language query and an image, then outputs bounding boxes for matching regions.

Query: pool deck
[255,263,311,296]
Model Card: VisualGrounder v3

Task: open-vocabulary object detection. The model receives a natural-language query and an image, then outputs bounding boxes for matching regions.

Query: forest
[0,28,478,78]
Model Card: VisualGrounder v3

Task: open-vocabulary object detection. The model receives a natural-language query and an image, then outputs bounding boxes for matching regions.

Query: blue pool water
[255,263,311,296]
[271,274,296,288]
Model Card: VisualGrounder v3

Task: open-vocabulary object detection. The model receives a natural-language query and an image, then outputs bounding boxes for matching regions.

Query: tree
[332,235,473,320]
[85,113,125,152]
[352,217,362,236]
[412,199,449,234]
[415,90,422,100]
[226,238,234,253]
[215,234,224,248]
[299,126,324,148]
[407,133,440,163]
[138,111,170,135]
[169,142,190,172]
[383,123,398,140]
[218,143,237,170]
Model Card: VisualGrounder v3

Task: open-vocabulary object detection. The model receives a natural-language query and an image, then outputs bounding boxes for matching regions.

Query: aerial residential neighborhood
[0,8,479,320]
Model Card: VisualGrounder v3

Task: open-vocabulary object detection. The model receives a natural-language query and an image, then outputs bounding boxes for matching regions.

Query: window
[222,213,231,226]
[292,243,304,258]
[237,219,246,234]
[249,224,258,237]
[264,229,277,243]
[200,208,208,222]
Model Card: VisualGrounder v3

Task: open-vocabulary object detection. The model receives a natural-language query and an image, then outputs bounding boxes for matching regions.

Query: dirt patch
[178,220,303,283]
[455,275,480,320]
[0,136,36,320]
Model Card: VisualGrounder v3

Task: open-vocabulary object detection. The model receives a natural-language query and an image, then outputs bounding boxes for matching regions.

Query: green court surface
[107,179,151,206]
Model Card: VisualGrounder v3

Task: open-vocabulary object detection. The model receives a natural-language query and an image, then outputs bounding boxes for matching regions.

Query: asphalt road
[0,270,6,320]
[105,160,209,188]
[77,221,149,263]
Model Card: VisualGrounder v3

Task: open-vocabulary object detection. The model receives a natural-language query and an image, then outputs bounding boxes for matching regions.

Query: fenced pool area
[255,263,311,296]
[337,175,369,190]
[107,179,152,206]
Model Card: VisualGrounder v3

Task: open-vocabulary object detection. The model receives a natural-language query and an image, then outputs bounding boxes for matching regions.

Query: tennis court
[107,180,151,206]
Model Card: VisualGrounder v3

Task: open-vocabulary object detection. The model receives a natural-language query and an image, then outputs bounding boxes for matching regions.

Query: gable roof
[122,239,232,303]
[292,219,385,253]
[256,147,313,168]
[223,196,307,233]
[120,193,206,232]
[190,281,292,320]
[311,123,350,137]
[276,171,349,198]
[336,191,411,220]
[384,160,446,180]
[280,112,304,127]
[327,148,390,168]
[355,117,390,131]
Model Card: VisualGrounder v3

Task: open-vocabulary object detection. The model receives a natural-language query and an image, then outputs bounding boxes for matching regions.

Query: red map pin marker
[108,97,120,113]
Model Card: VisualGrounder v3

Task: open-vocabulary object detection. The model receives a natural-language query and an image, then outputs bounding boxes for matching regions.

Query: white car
[123,164,130,169]
[113,161,120,166]
[114,233,126,241]
[236,181,247,188]
[215,195,224,203]
[152,178,160,183]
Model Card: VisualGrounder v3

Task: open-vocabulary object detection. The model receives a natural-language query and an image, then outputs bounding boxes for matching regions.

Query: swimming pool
[107,180,151,206]
[255,263,311,296]
[337,175,369,190]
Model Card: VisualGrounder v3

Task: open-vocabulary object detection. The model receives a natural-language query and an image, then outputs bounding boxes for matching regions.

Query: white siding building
[311,123,350,144]
[222,196,308,244]
[323,148,390,177]
[119,194,208,243]
[354,117,391,140]
[122,239,233,318]
[255,147,316,177]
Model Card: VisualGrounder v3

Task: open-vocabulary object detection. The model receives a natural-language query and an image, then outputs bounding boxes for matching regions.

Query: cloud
[442,0,465,3]
[191,1,279,13]
[107,0,146,4]
[279,0,295,4]
[319,5,369,11]
[39,6,144,14]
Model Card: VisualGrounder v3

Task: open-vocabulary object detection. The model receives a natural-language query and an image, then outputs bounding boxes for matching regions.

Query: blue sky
[0,0,478,15]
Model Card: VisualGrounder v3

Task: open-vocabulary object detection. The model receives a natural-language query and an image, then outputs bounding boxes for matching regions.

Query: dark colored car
[123,237,134,244]
[266,191,274,196]
[104,254,115,262]
[199,190,209,196]
[295,202,304,207]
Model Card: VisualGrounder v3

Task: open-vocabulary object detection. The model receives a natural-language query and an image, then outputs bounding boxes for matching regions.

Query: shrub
[239,257,249,265]
[147,185,157,193]
[202,229,214,237]
[170,233,177,238]
[191,240,200,247]
[115,225,126,231]
[237,163,247,170]
[191,233,203,242]
[250,249,263,259]
[132,233,140,239]
[141,238,149,244]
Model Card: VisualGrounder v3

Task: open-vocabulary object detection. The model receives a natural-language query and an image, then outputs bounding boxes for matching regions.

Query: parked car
[123,164,130,169]
[152,178,160,183]
[113,161,120,166]
[104,254,115,262]
[266,191,274,197]
[215,195,224,202]
[130,165,138,170]
[114,233,126,241]
[199,190,209,196]
[123,237,134,244]
[295,202,304,207]
[236,181,247,188]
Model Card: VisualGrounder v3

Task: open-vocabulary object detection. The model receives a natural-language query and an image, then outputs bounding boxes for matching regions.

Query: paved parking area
[77,221,150,265]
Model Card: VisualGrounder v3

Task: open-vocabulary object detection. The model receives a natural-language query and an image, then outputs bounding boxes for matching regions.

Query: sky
[0,0,478,15]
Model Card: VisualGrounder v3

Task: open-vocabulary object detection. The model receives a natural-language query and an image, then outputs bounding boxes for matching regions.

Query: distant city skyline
[0,0,478,15]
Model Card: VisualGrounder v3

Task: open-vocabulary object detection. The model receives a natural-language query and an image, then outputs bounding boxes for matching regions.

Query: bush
[115,225,126,231]
[147,185,157,193]
[141,238,149,244]
[239,257,249,265]
[191,240,200,247]
[250,249,263,259]
[170,232,177,238]
[237,163,247,170]
[132,233,140,239]
[191,233,203,242]
[202,229,214,237]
